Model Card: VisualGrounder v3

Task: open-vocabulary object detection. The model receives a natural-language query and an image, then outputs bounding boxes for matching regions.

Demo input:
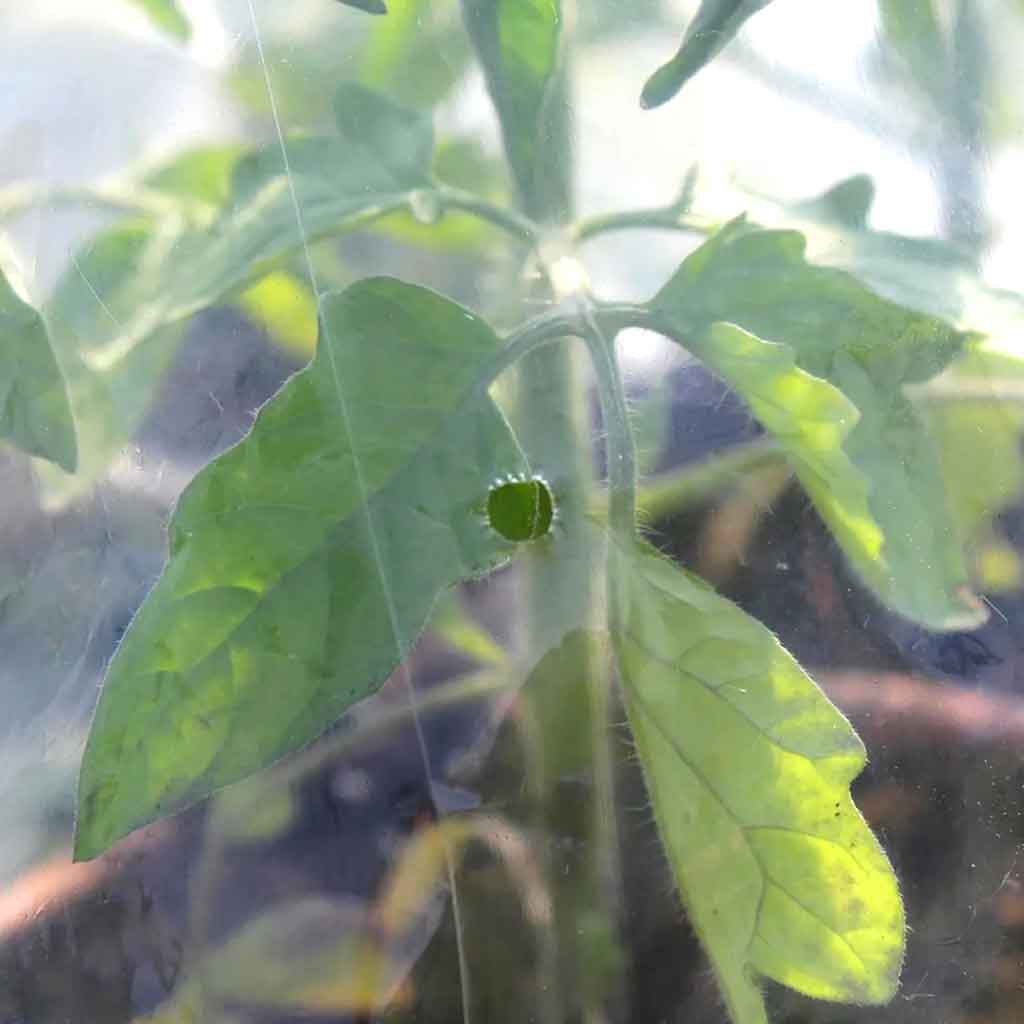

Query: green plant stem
[435,184,541,245]
[576,312,637,541]
[571,206,716,244]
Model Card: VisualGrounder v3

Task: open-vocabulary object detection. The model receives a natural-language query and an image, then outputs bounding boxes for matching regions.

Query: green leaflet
[641,0,775,109]
[461,0,561,211]
[128,0,191,42]
[681,322,882,618]
[650,222,982,630]
[360,0,472,109]
[43,86,435,498]
[41,223,185,501]
[74,279,524,860]
[684,173,983,323]
[338,0,388,14]
[786,176,981,324]
[0,267,77,471]
[144,143,247,207]
[613,540,904,1023]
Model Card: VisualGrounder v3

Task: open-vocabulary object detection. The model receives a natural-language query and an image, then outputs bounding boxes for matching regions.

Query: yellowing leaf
[613,540,904,1022]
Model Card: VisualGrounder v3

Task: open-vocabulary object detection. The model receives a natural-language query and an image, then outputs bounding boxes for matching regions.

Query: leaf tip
[640,62,685,110]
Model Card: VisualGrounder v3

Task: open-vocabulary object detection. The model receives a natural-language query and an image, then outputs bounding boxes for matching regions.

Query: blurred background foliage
[5,1,1024,1022]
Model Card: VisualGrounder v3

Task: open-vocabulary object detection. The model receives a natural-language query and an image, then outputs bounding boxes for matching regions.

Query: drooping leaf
[0,267,77,471]
[641,0,775,109]
[74,279,525,859]
[650,221,983,629]
[42,86,436,498]
[128,0,191,42]
[461,0,561,211]
[613,540,904,1023]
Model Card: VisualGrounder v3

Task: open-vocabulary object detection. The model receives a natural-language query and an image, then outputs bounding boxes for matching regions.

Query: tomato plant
[4,2,1023,1022]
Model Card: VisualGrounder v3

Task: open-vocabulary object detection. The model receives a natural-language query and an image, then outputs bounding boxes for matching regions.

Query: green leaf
[687,173,982,324]
[650,221,983,630]
[0,267,77,471]
[40,221,186,503]
[42,86,436,498]
[128,0,191,42]
[74,278,524,860]
[784,179,979,324]
[641,0,775,109]
[790,174,875,231]
[338,0,388,13]
[144,144,248,207]
[461,0,561,207]
[75,84,430,331]
[683,321,882,594]
[361,0,472,108]
[614,540,904,1022]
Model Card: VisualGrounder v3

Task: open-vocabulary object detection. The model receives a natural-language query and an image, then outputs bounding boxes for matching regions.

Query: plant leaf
[43,86,436,499]
[680,321,883,613]
[54,84,431,339]
[144,143,248,207]
[128,0,191,42]
[650,221,983,630]
[685,173,983,324]
[613,540,904,1022]
[361,0,472,108]
[461,0,561,208]
[338,0,389,14]
[641,0,775,109]
[74,278,525,859]
[0,267,77,471]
